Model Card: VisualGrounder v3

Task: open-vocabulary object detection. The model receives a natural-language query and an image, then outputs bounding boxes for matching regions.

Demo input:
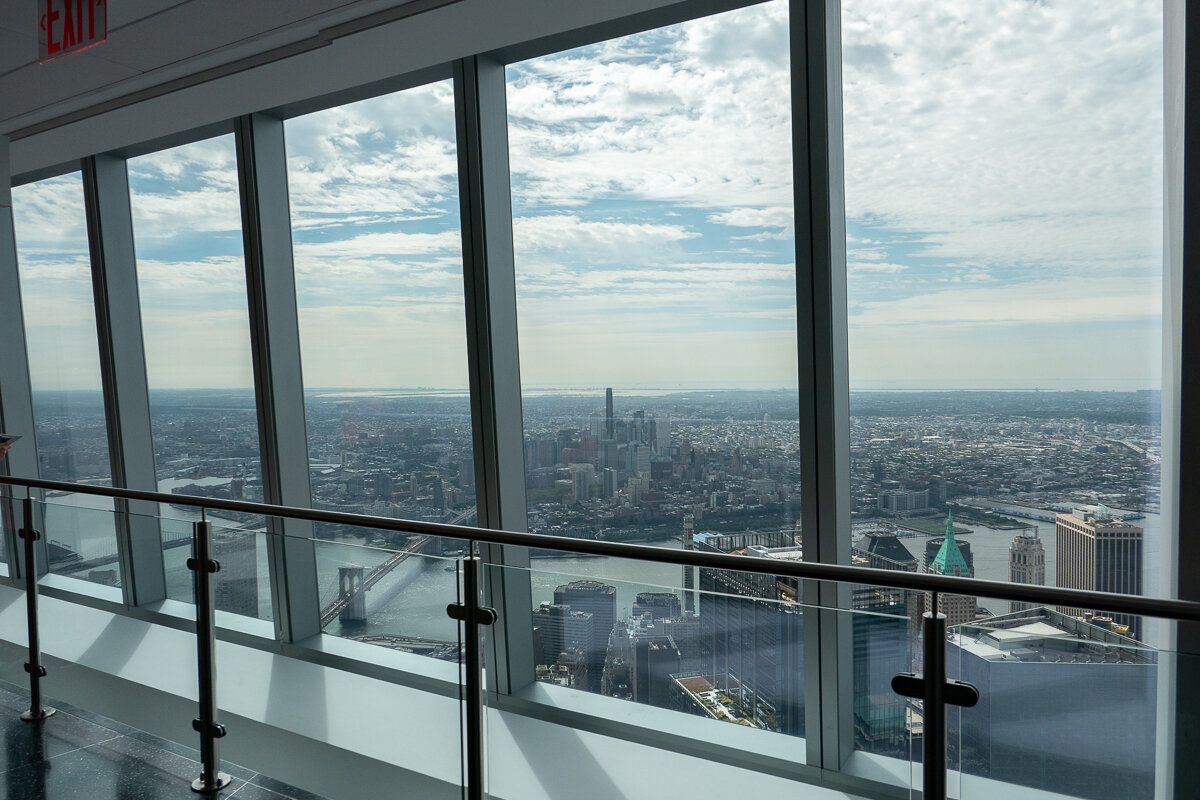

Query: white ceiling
[0,0,436,135]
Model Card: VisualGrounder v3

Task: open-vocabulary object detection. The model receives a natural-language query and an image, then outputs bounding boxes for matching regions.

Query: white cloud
[507,1,793,215]
[136,256,248,298]
[852,275,1160,328]
[8,1,1167,392]
[11,175,89,252]
[848,261,908,275]
[293,229,461,261]
[285,82,459,225]
[140,308,256,389]
[849,318,1161,391]
[517,326,798,389]
[129,136,243,238]
[841,0,1163,269]
[513,214,698,268]
[298,304,470,389]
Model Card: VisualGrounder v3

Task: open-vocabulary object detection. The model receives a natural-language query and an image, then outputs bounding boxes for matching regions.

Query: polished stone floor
[0,683,327,800]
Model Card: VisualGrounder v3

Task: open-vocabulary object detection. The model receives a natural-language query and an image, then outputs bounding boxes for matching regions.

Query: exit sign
[39,0,106,62]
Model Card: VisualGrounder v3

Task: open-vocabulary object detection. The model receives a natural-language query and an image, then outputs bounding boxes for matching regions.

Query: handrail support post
[19,495,54,723]
[892,608,980,800]
[188,519,230,794]
[447,554,498,800]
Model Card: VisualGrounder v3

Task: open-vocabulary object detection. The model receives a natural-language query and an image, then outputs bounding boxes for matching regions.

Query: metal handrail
[2,473,1197,623]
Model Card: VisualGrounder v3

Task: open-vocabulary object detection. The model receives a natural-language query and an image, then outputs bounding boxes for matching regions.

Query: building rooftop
[951,607,1154,664]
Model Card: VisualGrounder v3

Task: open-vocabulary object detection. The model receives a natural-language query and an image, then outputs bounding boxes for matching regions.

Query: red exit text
[39,0,107,63]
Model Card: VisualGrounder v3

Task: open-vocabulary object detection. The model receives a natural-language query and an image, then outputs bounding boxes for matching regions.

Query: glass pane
[314,537,462,659]
[41,498,122,588]
[850,580,920,762]
[485,553,809,800]
[128,135,263,493]
[506,0,799,717]
[952,604,1160,800]
[13,174,117,583]
[156,506,273,623]
[498,549,806,738]
[508,2,798,551]
[285,80,475,600]
[841,0,1163,685]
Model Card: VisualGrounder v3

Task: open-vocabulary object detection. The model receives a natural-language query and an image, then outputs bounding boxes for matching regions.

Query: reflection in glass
[951,608,1158,800]
[499,554,805,736]
[40,499,122,588]
[159,509,273,622]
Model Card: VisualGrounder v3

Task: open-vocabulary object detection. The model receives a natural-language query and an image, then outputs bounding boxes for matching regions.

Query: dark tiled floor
[0,683,328,800]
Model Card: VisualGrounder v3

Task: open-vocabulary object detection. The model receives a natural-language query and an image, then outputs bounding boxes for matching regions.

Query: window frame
[0,0,1189,794]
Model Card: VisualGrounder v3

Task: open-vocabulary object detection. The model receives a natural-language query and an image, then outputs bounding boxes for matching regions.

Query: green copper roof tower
[930,509,971,576]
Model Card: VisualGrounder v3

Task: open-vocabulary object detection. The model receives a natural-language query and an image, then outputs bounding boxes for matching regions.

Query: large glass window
[285,81,476,643]
[12,174,120,587]
[128,136,270,619]
[128,135,261,488]
[507,0,803,729]
[841,0,1164,765]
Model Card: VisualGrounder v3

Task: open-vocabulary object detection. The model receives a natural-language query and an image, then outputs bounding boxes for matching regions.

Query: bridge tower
[338,565,367,623]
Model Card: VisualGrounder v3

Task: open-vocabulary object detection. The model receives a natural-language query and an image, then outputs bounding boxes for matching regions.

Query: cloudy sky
[11,0,1164,393]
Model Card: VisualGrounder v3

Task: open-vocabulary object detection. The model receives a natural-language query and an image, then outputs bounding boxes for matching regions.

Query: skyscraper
[850,534,915,755]
[682,513,696,612]
[696,540,804,735]
[926,510,976,626]
[605,387,614,440]
[533,603,595,673]
[373,471,393,500]
[632,592,681,621]
[1055,508,1143,639]
[213,530,260,618]
[948,608,1155,800]
[431,475,445,511]
[554,581,616,693]
[1008,527,1046,613]
[568,463,593,504]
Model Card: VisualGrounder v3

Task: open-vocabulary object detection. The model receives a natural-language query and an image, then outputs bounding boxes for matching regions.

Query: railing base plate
[191,773,232,793]
[21,707,56,722]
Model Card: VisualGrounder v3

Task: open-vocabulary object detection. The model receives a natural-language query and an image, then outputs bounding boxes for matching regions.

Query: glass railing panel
[314,536,464,663]
[847,584,922,768]
[480,554,818,800]
[0,489,15,575]
[949,599,1161,800]
[265,537,467,793]
[491,553,810,736]
[40,496,122,589]
[155,506,272,623]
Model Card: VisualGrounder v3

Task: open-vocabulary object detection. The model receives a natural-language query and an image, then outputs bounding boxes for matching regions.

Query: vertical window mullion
[792,0,853,770]
[1163,0,1200,793]
[454,54,535,694]
[234,113,321,643]
[0,137,40,581]
[82,153,165,606]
